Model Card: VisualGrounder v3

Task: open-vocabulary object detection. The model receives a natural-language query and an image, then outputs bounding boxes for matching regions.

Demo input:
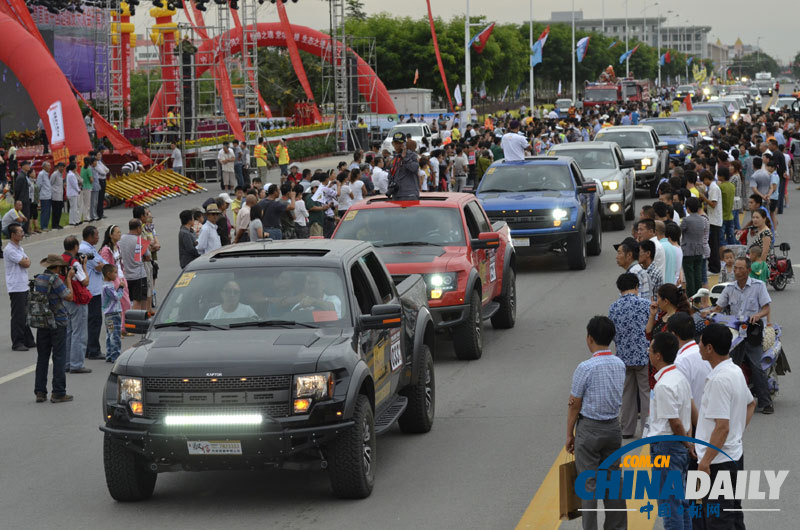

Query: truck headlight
[293,373,334,413]
[552,208,569,221]
[118,376,143,416]
[641,158,653,167]
[425,272,458,299]
[602,181,619,191]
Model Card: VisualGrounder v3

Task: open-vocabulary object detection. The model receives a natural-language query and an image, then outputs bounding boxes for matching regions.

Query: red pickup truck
[333,193,516,360]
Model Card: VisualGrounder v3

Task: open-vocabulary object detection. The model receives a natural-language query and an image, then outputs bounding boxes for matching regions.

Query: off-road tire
[399,346,435,434]
[567,223,587,270]
[103,434,157,502]
[454,291,483,360]
[491,269,516,329]
[327,395,375,499]
[587,215,603,256]
[625,193,636,221]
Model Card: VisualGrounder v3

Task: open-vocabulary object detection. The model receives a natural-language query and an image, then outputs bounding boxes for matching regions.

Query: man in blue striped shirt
[567,316,627,530]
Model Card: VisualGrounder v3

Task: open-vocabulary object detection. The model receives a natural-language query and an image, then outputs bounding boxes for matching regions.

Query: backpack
[27,274,57,330]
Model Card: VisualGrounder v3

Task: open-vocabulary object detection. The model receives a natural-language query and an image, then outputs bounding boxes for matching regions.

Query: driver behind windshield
[289,275,343,318]
[204,280,258,320]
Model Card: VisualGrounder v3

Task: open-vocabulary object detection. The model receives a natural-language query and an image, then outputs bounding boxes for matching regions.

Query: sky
[132,0,794,64]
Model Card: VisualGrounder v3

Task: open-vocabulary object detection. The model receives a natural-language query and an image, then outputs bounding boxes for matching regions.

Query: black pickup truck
[101,240,436,500]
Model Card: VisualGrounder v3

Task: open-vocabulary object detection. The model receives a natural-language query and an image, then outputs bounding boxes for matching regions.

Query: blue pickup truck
[640,117,698,163]
[475,156,602,270]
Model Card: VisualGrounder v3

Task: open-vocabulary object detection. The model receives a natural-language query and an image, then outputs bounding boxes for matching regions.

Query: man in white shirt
[699,171,722,274]
[218,142,236,192]
[371,157,389,194]
[667,312,711,408]
[695,323,756,528]
[234,194,255,243]
[4,223,35,350]
[171,142,183,175]
[643,332,694,530]
[94,150,110,219]
[500,120,529,162]
[197,204,222,254]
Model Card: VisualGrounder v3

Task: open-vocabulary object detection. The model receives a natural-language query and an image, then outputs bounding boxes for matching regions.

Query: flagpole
[465,0,472,125]
[625,0,629,77]
[571,0,576,104]
[657,9,661,88]
[529,0,534,112]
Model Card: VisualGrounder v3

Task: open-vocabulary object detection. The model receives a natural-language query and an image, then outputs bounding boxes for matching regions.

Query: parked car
[475,156,602,270]
[380,123,437,153]
[547,141,636,230]
[333,193,516,361]
[102,240,436,500]
[593,125,669,197]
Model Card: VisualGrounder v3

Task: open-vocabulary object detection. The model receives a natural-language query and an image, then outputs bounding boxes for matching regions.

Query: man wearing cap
[50,162,65,230]
[197,203,222,254]
[4,223,36,351]
[305,181,326,237]
[501,120,529,162]
[615,236,652,301]
[218,141,236,192]
[387,134,420,200]
[33,254,75,403]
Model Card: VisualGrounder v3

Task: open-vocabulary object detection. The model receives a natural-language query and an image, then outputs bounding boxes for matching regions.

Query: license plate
[512,238,530,247]
[187,441,242,456]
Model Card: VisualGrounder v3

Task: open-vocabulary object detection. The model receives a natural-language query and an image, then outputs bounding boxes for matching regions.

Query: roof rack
[212,248,331,259]
[365,195,451,204]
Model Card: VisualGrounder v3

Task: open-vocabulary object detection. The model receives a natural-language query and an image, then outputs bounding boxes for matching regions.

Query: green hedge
[267,134,335,163]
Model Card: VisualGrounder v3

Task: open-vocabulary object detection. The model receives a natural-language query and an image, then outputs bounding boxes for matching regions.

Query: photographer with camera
[386,133,420,200]
[79,226,108,360]
[61,236,93,373]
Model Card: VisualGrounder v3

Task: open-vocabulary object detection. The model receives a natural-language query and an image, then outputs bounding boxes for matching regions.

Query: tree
[791,51,800,80]
[728,52,780,79]
[345,0,367,21]
[130,70,160,120]
[257,49,322,116]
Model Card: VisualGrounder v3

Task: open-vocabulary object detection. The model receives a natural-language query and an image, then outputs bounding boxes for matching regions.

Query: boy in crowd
[748,245,769,283]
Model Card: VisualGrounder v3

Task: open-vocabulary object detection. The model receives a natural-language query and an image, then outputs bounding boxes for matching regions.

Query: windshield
[677,85,695,93]
[646,122,686,137]
[594,131,653,149]
[155,267,350,327]
[388,125,425,138]
[623,85,638,97]
[585,89,617,101]
[556,99,572,108]
[479,164,574,192]
[550,149,615,170]
[695,105,726,119]
[750,88,760,95]
[334,206,466,246]
[777,98,796,108]
[675,113,709,128]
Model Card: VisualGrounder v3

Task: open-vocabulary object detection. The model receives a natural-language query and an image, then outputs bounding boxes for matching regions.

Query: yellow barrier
[105,170,206,207]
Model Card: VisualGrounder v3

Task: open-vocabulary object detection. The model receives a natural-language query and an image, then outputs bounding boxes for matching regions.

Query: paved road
[0,175,797,529]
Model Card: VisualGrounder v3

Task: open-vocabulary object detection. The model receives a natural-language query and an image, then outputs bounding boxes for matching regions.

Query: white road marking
[0,364,37,385]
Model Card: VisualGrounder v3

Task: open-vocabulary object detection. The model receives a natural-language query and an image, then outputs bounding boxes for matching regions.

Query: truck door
[463,202,495,304]
[350,259,393,411]
[360,252,405,396]
[465,201,499,299]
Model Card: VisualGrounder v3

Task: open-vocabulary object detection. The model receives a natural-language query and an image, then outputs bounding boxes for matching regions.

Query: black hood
[374,246,446,264]
[119,328,346,377]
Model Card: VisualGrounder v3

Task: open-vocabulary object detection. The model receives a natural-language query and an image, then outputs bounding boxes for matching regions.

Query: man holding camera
[79,226,108,360]
[387,132,420,200]
[61,236,92,373]
[702,256,773,414]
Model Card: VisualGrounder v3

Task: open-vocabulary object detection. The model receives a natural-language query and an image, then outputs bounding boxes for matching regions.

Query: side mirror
[124,310,152,335]
[359,304,403,330]
[688,131,699,137]
[578,182,598,194]
[619,160,636,169]
[471,231,501,250]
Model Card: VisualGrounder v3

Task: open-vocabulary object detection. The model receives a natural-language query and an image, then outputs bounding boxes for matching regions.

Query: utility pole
[529,0,534,110]
[571,0,576,104]
[657,8,661,88]
[601,0,605,33]
[465,0,471,124]
[625,0,629,77]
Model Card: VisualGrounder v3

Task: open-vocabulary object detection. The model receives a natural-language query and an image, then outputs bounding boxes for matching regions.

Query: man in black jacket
[14,160,32,232]
[178,210,200,269]
[387,133,420,200]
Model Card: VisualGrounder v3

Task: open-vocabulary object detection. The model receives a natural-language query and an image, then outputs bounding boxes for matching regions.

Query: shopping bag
[559,457,582,520]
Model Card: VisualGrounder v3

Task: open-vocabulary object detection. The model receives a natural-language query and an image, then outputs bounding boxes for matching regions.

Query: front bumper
[430,303,470,329]
[510,228,579,253]
[634,166,658,187]
[100,420,354,468]
[600,193,625,217]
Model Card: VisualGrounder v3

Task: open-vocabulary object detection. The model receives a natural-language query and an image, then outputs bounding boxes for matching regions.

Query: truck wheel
[399,345,435,434]
[103,434,157,502]
[567,223,587,270]
[327,395,375,499]
[454,291,483,360]
[587,215,602,256]
[625,193,635,220]
[491,269,516,329]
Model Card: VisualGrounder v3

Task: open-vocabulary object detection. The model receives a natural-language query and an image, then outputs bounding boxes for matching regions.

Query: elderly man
[703,256,773,414]
[4,223,36,351]
[566,316,627,530]
[234,193,256,243]
[80,225,108,360]
[197,203,223,254]
[37,161,53,231]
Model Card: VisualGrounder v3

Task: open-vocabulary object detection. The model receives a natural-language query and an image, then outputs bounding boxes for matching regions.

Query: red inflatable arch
[148,22,397,123]
[0,11,92,157]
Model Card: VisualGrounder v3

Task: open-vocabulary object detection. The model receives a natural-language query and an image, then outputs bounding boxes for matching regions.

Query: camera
[76,252,94,261]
